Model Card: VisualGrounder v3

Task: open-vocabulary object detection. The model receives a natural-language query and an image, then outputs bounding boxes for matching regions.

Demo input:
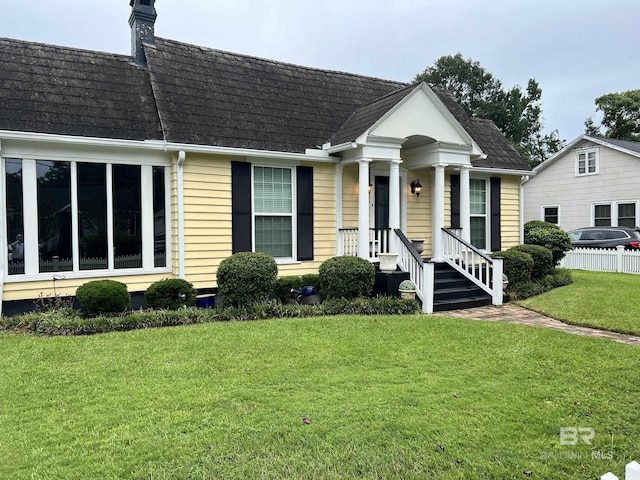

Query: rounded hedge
[511,244,554,280]
[525,225,573,265]
[492,249,534,287]
[217,252,278,307]
[523,220,561,238]
[145,278,197,310]
[76,279,131,316]
[319,256,375,300]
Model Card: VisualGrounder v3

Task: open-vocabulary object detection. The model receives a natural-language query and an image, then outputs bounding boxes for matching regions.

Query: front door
[374,176,389,229]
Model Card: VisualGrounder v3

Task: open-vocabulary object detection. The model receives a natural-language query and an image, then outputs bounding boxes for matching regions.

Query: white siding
[524,140,640,231]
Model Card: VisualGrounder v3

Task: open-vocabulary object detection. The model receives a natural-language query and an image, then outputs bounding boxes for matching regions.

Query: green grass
[1,315,639,479]
[519,270,640,336]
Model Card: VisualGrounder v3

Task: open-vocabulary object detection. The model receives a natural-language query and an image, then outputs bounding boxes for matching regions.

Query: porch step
[432,263,492,312]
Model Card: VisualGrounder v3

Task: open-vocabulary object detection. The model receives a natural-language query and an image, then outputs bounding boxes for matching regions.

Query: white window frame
[575,148,599,176]
[251,164,297,263]
[541,205,560,225]
[591,200,639,227]
[2,157,171,282]
[469,177,490,250]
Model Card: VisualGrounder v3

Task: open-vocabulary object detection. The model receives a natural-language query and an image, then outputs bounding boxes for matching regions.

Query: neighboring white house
[523,135,640,231]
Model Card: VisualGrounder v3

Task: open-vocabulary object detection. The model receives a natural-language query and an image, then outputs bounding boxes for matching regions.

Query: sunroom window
[253,166,293,259]
[4,158,168,276]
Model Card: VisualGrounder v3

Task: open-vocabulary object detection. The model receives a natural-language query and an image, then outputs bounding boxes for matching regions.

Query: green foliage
[493,249,534,286]
[523,220,561,238]
[511,244,554,280]
[0,297,418,336]
[301,274,320,288]
[585,89,640,141]
[273,276,304,304]
[399,280,416,290]
[524,222,573,265]
[75,280,131,316]
[319,256,375,300]
[217,252,278,307]
[507,268,573,300]
[414,53,565,167]
[144,278,197,310]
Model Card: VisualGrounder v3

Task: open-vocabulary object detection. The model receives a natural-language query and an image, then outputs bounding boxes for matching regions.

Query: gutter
[177,151,186,279]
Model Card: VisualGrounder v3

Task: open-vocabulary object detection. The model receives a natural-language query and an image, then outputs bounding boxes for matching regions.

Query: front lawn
[519,270,640,336]
[1,315,638,479]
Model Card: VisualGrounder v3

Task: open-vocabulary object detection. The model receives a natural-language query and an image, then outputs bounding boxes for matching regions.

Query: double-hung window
[253,166,294,259]
[543,206,559,224]
[576,149,598,176]
[469,178,487,249]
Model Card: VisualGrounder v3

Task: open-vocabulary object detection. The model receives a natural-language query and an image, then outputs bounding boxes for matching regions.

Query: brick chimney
[129,0,157,65]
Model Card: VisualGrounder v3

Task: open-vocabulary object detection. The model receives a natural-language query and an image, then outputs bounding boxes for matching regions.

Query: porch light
[410,179,422,196]
[368,182,372,193]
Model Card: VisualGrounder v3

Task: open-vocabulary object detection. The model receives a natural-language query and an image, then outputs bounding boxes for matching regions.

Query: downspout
[520,175,530,244]
[177,151,186,279]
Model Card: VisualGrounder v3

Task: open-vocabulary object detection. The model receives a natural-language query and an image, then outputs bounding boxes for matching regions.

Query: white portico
[328,82,483,262]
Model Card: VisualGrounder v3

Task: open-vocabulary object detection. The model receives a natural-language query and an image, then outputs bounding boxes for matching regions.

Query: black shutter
[231,161,252,253]
[450,174,460,229]
[490,177,501,252]
[296,166,314,261]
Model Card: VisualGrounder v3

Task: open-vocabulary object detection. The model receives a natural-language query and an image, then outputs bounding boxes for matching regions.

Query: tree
[584,89,640,141]
[414,53,564,167]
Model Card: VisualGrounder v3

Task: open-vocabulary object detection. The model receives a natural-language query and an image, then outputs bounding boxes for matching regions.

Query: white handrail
[441,228,503,306]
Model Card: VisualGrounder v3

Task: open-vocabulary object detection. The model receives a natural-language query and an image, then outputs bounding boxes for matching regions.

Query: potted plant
[398,279,417,299]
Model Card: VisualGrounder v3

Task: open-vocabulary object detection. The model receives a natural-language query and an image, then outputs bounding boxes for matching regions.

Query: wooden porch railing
[338,228,391,260]
[441,228,503,306]
[394,229,433,313]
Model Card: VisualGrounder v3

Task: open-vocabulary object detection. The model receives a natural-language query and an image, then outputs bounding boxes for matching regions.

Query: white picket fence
[560,246,640,274]
[601,460,640,480]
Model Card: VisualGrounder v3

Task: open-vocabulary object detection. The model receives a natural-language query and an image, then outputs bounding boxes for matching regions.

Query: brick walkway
[440,304,640,346]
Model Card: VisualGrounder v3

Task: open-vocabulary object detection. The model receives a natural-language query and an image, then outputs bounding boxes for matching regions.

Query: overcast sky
[2,0,638,143]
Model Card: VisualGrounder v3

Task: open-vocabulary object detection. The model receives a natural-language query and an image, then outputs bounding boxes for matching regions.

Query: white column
[432,164,447,261]
[335,163,344,255]
[357,159,371,259]
[388,159,401,251]
[460,165,471,243]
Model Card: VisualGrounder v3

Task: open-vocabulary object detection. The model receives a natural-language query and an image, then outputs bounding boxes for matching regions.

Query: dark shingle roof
[593,136,640,154]
[329,84,417,146]
[144,38,404,152]
[0,35,530,171]
[0,38,163,141]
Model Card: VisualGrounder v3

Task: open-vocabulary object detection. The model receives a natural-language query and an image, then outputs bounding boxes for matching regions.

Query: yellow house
[0,0,531,314]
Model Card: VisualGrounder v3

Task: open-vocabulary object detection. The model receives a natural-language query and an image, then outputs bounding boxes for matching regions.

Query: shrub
[524,221,572,265]
[76,279,131,316]
[145,278,197,310]
[511,244,554,280]
[319,256,375,300]
[508,269,573,300]
[492,249,534,287]
[301,274,320,288]
[217,252,278,307]
[273,276,303,304]
[523,220,561,238]
[1,297,419,336]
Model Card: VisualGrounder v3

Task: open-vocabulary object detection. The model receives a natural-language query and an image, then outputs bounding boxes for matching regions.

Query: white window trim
[591,200,639,227]
[541,205,561,225]
[575,148,599,177]
[251,164,297,262]
[469,176,490,251]
[2,157,171,281]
